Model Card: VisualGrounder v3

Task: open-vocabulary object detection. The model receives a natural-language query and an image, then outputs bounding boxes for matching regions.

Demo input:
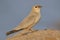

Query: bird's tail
[6,28,24,36]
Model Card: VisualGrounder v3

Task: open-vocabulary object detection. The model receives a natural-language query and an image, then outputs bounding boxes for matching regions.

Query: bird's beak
[37,5,42,8]
[35,5,42,8]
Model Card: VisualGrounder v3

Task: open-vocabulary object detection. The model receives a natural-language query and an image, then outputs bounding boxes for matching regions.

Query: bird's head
[32,5,42,13]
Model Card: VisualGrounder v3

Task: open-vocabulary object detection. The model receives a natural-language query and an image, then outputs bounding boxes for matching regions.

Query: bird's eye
[35,6,38,8]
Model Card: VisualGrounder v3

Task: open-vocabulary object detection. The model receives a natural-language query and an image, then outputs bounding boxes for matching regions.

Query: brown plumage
[6,5,42,36]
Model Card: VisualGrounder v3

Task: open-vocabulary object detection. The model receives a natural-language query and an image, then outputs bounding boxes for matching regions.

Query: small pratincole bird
[6,5,42,35]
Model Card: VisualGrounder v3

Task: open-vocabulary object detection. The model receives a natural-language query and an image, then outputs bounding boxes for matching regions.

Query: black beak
[35,5,42,8]
[38,5,42,8]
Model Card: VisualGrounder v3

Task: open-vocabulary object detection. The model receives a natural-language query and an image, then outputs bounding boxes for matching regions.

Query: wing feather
[13,15,36,30]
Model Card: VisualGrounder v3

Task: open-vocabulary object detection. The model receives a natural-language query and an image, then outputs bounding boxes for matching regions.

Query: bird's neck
[30,10,41,15]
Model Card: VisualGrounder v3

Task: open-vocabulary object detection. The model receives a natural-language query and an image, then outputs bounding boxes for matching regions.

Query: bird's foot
[29,29,38,32]
[20,29,38,36]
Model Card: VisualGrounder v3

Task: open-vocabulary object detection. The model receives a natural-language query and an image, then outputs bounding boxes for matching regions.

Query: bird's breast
[35,15,40,23]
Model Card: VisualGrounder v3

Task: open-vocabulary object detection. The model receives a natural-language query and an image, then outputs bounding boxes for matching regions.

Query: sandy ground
[7,29,60,40]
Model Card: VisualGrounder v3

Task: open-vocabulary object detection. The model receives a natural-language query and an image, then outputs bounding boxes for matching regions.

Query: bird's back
[13,13,39,30]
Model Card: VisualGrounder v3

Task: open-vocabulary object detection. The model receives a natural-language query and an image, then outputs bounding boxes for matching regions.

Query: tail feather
[6,28,24,36]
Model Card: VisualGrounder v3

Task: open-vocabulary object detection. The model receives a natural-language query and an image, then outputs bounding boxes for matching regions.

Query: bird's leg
[29,28,38,32]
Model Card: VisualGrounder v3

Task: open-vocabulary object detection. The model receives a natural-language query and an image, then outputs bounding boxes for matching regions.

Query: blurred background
[0,0,60,40]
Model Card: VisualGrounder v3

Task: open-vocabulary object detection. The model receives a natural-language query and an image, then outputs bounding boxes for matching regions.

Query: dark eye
[35,6,37,8]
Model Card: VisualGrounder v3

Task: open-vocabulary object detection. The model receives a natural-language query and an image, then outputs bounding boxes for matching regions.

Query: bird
[6,5,42,35]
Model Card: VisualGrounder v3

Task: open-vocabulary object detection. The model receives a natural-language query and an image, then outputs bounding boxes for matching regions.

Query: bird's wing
[6,15,36,35]
[13,15,36,30]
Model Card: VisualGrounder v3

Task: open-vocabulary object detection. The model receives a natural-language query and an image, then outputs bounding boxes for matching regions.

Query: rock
[7,29,60,40]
